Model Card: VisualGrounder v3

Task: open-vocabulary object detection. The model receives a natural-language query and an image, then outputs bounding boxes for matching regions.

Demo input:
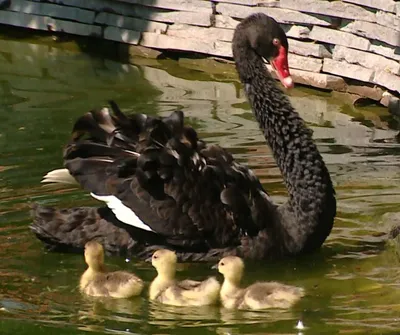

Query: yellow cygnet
[80,241,143,298]
[217,256,304,310]
[149,249,221,306]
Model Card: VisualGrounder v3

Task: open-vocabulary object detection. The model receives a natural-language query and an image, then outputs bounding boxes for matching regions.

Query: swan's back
[58,101,279,259]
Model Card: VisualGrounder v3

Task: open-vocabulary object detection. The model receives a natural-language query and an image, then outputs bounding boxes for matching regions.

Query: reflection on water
[0,35,400,335]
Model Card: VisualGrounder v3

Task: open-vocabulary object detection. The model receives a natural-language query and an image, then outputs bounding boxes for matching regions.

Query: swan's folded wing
[62,102,272,249]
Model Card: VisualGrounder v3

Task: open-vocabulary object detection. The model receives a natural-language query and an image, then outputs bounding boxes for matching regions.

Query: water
[0,34,400,335]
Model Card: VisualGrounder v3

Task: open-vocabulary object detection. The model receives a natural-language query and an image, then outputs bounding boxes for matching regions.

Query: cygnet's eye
[220,262,225,266]
[153,255,158,260]
[272,38,280,46]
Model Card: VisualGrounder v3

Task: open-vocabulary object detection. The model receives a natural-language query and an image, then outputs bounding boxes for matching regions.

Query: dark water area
[1,34,400,335]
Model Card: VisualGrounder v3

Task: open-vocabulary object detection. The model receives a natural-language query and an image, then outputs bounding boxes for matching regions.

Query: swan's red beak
[271,45,294,89]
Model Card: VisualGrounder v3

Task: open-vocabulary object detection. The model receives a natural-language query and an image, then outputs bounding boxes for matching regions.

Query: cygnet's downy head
[233,13,293,89]
[151,249,178,276]
[217,256,245,284]
[84,241,105,269]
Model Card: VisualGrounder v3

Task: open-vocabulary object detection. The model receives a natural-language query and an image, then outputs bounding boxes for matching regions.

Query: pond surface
[0,34,400,335]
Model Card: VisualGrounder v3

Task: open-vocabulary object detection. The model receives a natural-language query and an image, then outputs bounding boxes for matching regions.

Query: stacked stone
[1,0,399,106]
[211,0,400,106]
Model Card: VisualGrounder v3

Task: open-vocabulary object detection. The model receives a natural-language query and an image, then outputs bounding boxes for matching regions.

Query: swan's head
[84,241,105,269]
[216,256,244,284]
[233,13,293,89]
[151,249,177,277]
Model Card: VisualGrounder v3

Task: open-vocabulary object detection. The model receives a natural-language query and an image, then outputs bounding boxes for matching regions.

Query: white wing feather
[90,193,154,232]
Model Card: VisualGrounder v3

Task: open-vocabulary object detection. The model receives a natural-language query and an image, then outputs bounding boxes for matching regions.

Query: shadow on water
[0,34,400,335]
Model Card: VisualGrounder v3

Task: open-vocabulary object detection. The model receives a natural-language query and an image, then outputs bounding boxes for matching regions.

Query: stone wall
[1,0,399,106]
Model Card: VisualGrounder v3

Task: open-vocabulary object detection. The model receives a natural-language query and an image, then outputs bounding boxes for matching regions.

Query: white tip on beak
[282,76,294,89]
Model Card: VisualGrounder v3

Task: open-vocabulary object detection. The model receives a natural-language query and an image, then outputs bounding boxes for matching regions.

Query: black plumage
[30,13,336,262]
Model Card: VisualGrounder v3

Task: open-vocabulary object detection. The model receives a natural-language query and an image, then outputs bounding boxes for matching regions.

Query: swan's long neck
[233,42,336,253]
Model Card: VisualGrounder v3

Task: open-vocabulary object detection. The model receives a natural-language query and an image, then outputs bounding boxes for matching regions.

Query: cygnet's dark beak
[211,263,218,270]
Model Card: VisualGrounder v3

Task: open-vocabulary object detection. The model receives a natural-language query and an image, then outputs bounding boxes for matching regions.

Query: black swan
[30,13,336,262]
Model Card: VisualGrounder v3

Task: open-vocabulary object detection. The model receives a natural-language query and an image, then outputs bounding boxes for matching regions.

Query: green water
[1,35,400,335]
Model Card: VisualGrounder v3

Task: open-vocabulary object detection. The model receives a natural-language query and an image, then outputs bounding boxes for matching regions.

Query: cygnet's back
[217,256,304,310]
[242,281,304,309]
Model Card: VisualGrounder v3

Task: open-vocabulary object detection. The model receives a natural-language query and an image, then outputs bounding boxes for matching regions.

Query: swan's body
[217,256,304,310]
[30,13,336,262]
[80,241,143,298]
[149,249,221,306]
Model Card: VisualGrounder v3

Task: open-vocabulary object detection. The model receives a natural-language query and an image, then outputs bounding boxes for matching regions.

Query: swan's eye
[153,255,158,260]
[220,262,225,266]
[272,38,280,46]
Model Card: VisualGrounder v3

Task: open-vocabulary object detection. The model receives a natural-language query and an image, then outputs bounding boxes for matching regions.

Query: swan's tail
[41,168,78,185]
[30,204,137,255]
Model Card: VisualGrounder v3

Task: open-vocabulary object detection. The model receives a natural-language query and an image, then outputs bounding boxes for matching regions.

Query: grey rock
[29,0,210,20]
[370,41,400,61]
[141,32,209,53]
[373,70,400,93]
[341,20,400,47]
[323,58,375,82]
[112,0,212,13]
[342,0,396,13]
[212,0,258,5]
[309,26,370,51]
[0,10,101,36]
[64,0,212,27]
[104,26,141,45]
[211,0,278,6]
[51,19,102,37]
[168,24,233,42]
[213,19,311,40]
[287,66,347,90]
[333,45,400,75]
[125,45,163,59]
[140,33,232,57]
[265,64,347,91]
[214,41,233,58]
[255,0,280,7]
[289,53,322,72]
[289,38,332,58]
[95,12,167,33]
[280,0,376,23]
[134,8,212,27]
[346,84,384,101]
[216,3,332,26]
[282,25,310,39]
[376,11,400,32]
[9,0,95,24]
[214,15,240,29]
